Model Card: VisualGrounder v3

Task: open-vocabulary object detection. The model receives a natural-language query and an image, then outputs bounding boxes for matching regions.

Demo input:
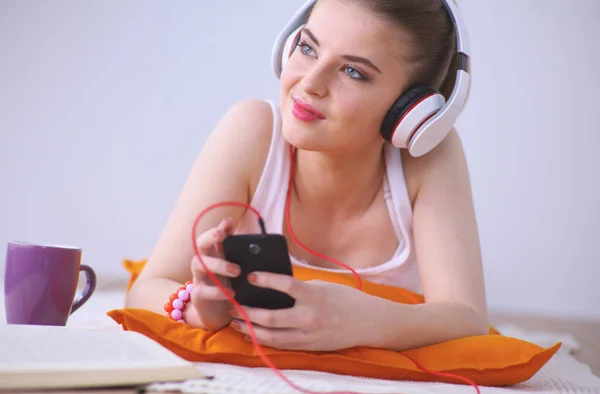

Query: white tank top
[234,100,422,293]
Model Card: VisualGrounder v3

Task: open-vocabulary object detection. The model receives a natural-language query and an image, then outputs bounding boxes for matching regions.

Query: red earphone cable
[192,202,364,394]
[189,144,481,394]
[285,145,362,291]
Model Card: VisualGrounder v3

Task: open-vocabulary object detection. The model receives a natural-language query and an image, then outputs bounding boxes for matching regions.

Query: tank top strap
[383,143,414,262]
[236,99,288,235]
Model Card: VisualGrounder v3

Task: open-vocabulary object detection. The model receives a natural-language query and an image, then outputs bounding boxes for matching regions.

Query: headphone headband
[271,0,471,157]
[271,0,315,78]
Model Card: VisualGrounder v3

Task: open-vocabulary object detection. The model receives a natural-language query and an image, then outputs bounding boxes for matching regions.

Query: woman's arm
[367,128,489,350]
[124,99,274,319]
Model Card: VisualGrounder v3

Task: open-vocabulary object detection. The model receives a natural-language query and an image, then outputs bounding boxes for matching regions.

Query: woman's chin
[281,124,327,152]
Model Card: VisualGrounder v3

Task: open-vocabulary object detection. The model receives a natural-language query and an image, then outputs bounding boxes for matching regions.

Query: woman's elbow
[468,306,491,336]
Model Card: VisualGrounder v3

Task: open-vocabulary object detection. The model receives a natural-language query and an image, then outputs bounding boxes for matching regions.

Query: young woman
[125,0,489,352]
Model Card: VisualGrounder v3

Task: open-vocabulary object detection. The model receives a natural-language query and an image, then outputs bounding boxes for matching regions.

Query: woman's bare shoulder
[400,129,467,206]
[209,98,275,160]
[205,98,276,189]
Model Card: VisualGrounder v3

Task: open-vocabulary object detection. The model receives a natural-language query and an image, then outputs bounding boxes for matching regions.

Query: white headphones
[271,0,471,157]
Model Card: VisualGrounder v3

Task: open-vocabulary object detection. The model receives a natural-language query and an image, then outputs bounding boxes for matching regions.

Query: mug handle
[70,264,97,314]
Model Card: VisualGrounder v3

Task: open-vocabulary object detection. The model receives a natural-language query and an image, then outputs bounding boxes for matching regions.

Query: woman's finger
[229,318,309,350]
[248,271,308,299]
[195,227,224,252]
[218,216,235,235]
[192,282,235,301]
[195,219,232,252]
[229,305,314,330]
[215,217,235,254]
[192,255,241,279]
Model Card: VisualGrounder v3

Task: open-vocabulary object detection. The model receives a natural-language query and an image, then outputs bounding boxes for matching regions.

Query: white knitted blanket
[145,323,600,394]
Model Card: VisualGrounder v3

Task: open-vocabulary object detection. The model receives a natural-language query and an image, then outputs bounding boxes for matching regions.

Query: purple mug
[4,241,96,326]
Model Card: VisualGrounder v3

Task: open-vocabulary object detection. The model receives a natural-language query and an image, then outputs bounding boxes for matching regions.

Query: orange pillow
[108,259,560,386]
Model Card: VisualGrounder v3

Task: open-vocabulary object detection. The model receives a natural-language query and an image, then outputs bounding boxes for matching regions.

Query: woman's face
[279,0,410,154]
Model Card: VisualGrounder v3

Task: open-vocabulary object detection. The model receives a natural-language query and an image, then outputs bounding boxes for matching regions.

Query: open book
[0,324,207,391]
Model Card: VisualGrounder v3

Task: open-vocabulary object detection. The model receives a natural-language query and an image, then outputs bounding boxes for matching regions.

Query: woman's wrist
[353,294,401,349]
[164,281,193,322]
[181,294,233,331]
[162,281,206,328]
[183,299,205,328]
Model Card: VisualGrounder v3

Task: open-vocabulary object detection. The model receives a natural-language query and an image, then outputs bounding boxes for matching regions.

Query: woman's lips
[292,97,325,122]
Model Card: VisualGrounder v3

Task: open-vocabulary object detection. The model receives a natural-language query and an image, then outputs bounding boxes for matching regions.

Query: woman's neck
[291,144,386,219]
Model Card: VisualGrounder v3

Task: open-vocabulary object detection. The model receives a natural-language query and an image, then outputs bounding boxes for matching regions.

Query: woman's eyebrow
[303,28,321,46]
[302,28,382,73]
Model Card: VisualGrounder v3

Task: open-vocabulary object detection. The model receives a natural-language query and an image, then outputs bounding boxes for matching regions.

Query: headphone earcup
[280,25,304,71]
[380,85,445,151]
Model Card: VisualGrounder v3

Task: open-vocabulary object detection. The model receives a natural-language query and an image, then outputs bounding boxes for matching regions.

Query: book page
[0,324,191,372]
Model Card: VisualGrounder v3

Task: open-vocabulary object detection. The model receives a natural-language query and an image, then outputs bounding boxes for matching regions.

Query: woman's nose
[300,64,329,97]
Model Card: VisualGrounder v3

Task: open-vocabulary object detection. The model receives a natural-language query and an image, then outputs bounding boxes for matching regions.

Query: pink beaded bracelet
[164,281,193,323]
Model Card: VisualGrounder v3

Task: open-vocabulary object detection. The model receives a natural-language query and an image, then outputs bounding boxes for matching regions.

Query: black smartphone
[223,233,296,310]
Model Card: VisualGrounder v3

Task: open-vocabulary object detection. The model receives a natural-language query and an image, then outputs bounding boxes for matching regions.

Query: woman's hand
[227,272,379,351]
[188,217,242,331]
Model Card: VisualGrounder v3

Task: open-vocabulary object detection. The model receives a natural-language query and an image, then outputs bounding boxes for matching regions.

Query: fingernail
[230,320,240,330]
[227,264,241,276]
[247,273,257,284]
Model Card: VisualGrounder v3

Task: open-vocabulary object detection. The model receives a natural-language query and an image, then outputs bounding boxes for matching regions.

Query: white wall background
[1,0,599,320]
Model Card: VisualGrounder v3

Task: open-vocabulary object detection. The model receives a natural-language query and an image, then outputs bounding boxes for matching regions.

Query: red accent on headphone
[389,92,438,144]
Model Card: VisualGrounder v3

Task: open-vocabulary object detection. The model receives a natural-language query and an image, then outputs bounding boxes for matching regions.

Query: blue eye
[345,66,364,80]
[296,40,369,82]
[298,42,316,56]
